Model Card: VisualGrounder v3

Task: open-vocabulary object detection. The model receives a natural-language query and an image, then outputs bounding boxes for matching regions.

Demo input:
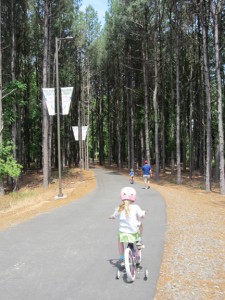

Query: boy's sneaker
[136,241,145,250]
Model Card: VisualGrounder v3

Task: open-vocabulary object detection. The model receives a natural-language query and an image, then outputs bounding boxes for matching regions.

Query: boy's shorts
[143,175,150,183]
[118,232,140,243]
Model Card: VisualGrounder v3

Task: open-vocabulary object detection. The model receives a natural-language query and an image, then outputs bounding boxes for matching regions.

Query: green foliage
[4,80,26,96]
[0,143,23,180]
[2,80,27,127]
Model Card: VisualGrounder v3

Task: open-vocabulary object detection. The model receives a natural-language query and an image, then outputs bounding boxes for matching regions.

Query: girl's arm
[137,207,146,219]
[140,210,146,218]
[109,208,119,219]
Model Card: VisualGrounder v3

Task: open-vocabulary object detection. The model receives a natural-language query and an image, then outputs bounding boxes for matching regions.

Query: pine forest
[0,0,225,195]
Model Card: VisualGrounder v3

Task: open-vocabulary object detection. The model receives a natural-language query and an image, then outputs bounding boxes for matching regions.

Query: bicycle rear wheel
[124,247,135,282]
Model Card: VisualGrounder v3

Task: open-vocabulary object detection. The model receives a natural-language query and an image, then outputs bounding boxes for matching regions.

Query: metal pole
[55,36,73,199]
[55,37,63,198]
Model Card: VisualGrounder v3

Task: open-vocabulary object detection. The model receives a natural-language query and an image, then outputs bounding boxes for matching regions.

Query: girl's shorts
[118,231,140,243]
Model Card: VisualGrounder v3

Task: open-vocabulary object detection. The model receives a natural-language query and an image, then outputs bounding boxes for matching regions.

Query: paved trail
[0,167,166,300]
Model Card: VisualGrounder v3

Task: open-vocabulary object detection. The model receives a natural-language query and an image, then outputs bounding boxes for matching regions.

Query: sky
[80,0,109,26]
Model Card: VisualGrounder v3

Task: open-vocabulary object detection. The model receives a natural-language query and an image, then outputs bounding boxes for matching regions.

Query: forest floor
[0,166,225,299]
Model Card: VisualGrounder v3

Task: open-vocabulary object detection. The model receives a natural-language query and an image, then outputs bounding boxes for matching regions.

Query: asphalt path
[0,167,166,300]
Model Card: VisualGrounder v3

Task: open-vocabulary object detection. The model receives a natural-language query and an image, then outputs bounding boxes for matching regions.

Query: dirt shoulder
[0,167,225,299]
[151,181,225,300]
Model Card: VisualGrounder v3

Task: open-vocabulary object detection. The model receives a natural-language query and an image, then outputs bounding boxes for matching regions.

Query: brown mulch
[151,181,225,300]
[0,166,225,299]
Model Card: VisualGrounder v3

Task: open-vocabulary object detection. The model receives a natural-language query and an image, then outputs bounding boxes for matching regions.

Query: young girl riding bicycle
[109,186,145,266]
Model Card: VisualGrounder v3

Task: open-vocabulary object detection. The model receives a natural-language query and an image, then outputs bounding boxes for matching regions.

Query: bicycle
[116,242,149,282]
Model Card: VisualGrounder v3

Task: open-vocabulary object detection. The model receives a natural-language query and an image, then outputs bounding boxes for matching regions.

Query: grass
[11,190,37,200]
[0,190,41,211]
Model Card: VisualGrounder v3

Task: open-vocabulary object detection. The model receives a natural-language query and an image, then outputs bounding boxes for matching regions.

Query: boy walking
[142,160,152,189]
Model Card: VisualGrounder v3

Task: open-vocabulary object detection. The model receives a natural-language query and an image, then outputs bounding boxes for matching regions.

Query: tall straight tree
[83,5,101,168]
[0,0,3,194]
[200,0,212,191]
[0,0,2,145]
[174,2,181,184]
[42,0,51,187]
[115,49,122,168]
[125,40,132,169]
[212,0,225,194]
[153,0,160,181]
[10,0,16,161]
[142,6,150,163]
[125,37,135,169]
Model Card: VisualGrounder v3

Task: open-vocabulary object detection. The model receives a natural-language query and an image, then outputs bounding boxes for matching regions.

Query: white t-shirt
[113,204,145,234]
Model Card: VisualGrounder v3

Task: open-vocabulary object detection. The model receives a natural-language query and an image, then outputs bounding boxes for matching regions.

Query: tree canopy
[0,0,225,194]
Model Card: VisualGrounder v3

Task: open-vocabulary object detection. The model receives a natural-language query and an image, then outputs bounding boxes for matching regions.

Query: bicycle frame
[124,242,140,282]
[116,241,148,282]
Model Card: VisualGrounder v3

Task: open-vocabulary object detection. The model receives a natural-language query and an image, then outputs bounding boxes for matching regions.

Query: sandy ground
[0,167,225,299]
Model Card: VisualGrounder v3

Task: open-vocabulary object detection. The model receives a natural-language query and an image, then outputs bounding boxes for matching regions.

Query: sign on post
[42,88,55,115]
[61,87,74,115]
[72,126,88,141]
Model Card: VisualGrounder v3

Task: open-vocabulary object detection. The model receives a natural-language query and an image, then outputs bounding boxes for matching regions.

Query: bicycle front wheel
[124,247,135,282]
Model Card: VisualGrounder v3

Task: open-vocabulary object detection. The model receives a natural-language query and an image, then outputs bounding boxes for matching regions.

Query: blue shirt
[142,164,151,175]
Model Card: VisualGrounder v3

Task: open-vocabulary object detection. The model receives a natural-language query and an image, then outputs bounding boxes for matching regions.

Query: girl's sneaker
[119,259,125,268]
[119,255,125,268]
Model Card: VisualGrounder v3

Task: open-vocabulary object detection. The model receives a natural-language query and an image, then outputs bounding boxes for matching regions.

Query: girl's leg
[136,226,144,249]
[136,230,142,263]
[118,238,124,258]
[137,248,142,264]
[140,223,143,235]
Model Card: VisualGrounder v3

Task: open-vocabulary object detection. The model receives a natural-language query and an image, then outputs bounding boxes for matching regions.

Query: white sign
[61,87,73,115]
[42,88,55,115]
[72,126,88,141]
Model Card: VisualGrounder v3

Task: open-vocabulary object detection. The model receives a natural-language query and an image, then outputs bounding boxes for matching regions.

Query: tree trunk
[115,51,121,169]
[201,0,212,191]
[0,0,4,194]
[11,0,16,160]
[42,0,50,188]
[142,20,150,163]
[107,71,112,166]
[125,40,135,170]
[153,30,159,181]
[189,85,193,180]
[86,52,91,170]
[125,41,131,169]
[175,22,181,184]
[213,0,225,194]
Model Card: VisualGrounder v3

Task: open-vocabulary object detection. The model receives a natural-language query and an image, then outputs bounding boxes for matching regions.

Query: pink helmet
[120,187,136,202]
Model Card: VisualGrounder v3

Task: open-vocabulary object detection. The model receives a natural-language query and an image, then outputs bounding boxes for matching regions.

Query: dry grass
[0,168,96,231]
